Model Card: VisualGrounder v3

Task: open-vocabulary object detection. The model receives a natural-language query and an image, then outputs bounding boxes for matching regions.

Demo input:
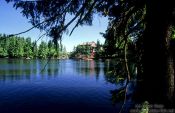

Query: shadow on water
[0,58,135,113]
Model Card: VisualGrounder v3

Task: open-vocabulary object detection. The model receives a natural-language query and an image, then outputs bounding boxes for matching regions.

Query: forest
[0,34,68,59]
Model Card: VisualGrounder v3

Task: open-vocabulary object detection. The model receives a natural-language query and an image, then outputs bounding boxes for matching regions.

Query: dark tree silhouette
[141,0,174,106]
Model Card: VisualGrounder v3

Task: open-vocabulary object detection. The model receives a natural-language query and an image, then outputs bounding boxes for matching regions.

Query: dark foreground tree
[140,1,174,107]
[6,0,174,108]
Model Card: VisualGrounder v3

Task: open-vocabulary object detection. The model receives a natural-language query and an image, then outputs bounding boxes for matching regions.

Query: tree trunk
[140,0,174,107]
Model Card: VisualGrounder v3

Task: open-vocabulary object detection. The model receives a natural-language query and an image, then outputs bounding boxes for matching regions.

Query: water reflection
[0,58,134,113]
[0,59,125,84]
[39,59,60,77]
[73,60,101,79]
[0,59,103,81]
[0,59,33,81]
[103,59,135,111]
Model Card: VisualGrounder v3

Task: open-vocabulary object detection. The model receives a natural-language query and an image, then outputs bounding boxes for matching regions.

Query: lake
[0,59,133,113]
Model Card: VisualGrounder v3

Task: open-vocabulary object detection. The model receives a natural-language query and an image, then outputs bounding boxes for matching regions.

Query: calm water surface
[0,59,132,113]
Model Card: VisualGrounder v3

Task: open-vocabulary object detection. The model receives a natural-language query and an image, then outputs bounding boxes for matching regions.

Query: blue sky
[0,1,108,52]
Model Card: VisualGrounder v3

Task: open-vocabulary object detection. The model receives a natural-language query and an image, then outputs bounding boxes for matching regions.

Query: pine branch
[69,0,97,36]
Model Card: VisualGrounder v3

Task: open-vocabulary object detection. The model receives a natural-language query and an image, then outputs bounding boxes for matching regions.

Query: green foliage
[70,44,92,58]
[0,34,68,59]
[139,101,149,113]
[110,89,125,106]
[38,41,48,59]
[48,40,55,58]
[32,41,38,58]
[94,40,104,59]
[171,26,175,39]
[24,37,33,58]
[8,36,17,57]
[0,34,9,57]
[70,40,104,59]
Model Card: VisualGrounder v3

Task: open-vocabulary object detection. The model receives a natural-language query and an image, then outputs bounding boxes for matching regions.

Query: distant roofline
[79,41,97,47]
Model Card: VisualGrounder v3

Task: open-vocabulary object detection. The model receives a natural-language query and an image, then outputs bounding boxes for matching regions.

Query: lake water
[0,59,133,113]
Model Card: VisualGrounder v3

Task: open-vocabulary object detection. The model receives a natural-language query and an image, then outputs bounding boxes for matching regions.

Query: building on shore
[74,41,97,59]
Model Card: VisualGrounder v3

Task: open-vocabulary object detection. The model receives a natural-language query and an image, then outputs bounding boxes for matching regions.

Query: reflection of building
[79,41,97,59]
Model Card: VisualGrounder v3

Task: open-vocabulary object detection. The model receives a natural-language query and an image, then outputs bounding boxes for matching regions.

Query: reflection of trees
[0,59,33,81]
[109,80,136,113]
[0,59,103,82]
[103,59,125,84]
[74,60,101,80]
[47,60,59,76]
[0,59,61,81]
[94,60,100,80]
[39,59,60,77]
[103,59,137,110]
[75,60,93,76]
[103,59,137,84]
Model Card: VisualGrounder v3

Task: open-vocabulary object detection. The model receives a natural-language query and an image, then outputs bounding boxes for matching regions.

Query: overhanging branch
[69,0,97,36]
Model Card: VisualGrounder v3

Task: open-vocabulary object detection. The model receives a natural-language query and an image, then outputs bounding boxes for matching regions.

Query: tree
[8,36,17,57]
[95,39,103,59]
[141,1,174,106]
[15,37,24,57]
[0,34,9,57]
[32,41,38,58]
[48,40,56,58]
[24,37,33,58]
[0,33,67,59]
[38,41,48,59]
[6,0,174,107]
[62,46,67,56]
[102,0,174,106]
[0,34,25,58]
